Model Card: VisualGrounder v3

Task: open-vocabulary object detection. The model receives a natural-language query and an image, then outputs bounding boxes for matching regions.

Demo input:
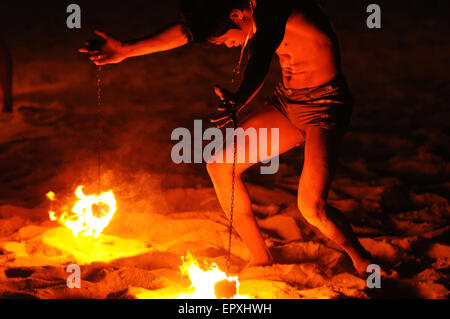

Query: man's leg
[0,37,12,112]
[207,104,304,266]
[298,126,372,275]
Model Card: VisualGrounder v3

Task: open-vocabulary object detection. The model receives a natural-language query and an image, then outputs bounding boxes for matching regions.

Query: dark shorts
[267,74,354,139]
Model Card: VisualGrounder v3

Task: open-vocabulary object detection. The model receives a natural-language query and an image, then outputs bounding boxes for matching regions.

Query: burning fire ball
[47,186,117,238]
[214,279,238,299]
[179,252,247,299]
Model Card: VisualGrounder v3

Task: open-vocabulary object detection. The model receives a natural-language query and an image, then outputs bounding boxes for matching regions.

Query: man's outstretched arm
[122,24,189,57]
[80,24,189,65]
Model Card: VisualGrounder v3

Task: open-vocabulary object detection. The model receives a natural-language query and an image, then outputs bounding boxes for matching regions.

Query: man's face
[209,9,254,48]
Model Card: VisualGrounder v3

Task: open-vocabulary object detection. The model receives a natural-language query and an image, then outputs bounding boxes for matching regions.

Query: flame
[46,191,55,201]
[178,252,248,299]
[47,186,117,238]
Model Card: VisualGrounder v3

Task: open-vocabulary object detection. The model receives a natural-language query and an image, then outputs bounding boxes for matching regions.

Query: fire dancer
[80,0,375,276]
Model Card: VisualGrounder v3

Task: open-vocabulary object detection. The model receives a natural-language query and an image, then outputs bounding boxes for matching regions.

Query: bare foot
[353,258,373,278]
[354,257,392,278]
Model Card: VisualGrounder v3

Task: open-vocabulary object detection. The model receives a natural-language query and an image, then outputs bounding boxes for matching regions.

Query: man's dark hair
[180,0,251,44]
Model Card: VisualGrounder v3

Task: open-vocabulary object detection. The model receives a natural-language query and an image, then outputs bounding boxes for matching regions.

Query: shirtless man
[81,0,374,276]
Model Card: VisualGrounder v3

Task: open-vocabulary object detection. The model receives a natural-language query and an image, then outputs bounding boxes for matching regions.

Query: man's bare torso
[275,11,340,89]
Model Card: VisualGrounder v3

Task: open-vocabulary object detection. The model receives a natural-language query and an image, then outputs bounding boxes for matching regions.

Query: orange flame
[46,186,117,238]
[178,252,248,299]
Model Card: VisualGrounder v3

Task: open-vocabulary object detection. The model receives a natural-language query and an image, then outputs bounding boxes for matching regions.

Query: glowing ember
[178,252,248,299]
[46,186,117,238]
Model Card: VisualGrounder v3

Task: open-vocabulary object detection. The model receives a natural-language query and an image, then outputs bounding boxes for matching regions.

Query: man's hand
[211,86,244,128]
[78,30,127,66]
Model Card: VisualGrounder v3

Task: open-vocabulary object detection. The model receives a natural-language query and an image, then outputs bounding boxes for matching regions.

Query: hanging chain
[226,128,237,274]
[226,0,254,275]
[232,35,250,84]
[96,66,103,194]
[231,0,254,84]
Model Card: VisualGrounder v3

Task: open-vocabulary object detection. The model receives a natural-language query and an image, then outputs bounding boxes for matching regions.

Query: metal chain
[226,128,237,274]
[96,66,103,194]
[231,0,254,84]
[226,0,254,275]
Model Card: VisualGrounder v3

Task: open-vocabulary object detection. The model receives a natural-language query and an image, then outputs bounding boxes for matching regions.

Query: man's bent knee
[207,158,249,180]
[207,161,232,179]
[298,197,328,227]
[206,161,218,177]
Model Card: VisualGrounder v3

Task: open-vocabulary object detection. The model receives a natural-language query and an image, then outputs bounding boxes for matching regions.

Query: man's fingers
[217,119,232,128]
[211,111,234,127]
[210,117,231,128]
[214,85,224,100]
[78,48,100,54]
[210,114,230,123]
[94,30,111,40]
[79,40,102,54]
[91,58,106,66]
[89,54,107,62]
[217,101,232,112]
[213,85,237,127]
[214,85,232,101]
